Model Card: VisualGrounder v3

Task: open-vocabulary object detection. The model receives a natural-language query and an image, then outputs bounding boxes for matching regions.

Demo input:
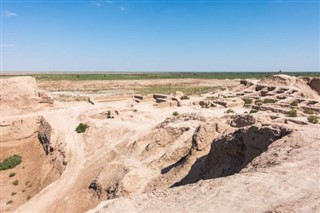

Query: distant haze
[2,1,319,72]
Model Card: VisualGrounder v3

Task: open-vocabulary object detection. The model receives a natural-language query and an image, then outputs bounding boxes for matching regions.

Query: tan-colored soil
[0,75,319,213]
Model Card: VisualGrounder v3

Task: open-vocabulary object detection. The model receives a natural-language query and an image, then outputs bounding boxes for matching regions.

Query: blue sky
[1,0,319,72]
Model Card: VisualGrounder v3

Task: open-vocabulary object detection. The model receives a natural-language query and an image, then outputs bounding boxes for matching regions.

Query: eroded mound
[200,125,290,180]
[0,117,65,212]
[0,77,54,116]
[174,124,291,186]
[257,74,320,98]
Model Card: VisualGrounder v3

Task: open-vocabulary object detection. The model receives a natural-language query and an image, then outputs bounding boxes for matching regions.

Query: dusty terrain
[0,74,319,213]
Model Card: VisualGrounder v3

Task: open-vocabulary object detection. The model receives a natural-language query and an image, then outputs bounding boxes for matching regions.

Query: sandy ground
[0,75,319,213]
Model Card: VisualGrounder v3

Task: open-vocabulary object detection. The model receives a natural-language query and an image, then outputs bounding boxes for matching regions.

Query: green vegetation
[25,181,32,188]
[1,72,319,81]
[263,99,276,104]
[12,179,19,186]
[172,111,179,116]
[288,109,297,117]
[307,115,318,124]
[0,155,22,171]
[75,123,89,133]
[304,108,314,114]
[9,172,16,177]
[6,200,13,205]
[137,86,218,96]
[255,99,263,105]
[250,109,259,113]
[180,95,190,100]
[11,192,16,196]
[243,98,253,105]
[225,109,235,114]
[206,96,218,100]
[290,100,299,107]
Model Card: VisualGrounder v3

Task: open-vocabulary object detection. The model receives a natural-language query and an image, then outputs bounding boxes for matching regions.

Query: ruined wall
[38,116,52,154]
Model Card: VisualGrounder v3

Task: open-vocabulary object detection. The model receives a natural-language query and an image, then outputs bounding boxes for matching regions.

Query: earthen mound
[199,125,291,180]
[0,77,54,116]
[174,125,291,186]
[257,75,320,98]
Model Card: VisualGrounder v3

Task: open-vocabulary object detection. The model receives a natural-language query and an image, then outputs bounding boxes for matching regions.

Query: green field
[0,72,319,81]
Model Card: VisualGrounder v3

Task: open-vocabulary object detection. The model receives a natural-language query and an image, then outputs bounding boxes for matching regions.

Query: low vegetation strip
[0,155,22,171]
[136,86,218,96]
[1,72,319,81]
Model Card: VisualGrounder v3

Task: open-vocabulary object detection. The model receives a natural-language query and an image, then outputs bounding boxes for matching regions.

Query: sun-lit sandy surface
[0,75,319,213]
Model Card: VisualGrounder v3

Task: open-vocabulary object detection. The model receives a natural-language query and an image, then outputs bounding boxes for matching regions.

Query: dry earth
[0,75,319,213]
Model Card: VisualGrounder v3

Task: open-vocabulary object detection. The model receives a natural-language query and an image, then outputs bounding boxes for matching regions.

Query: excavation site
[0,74,319,213]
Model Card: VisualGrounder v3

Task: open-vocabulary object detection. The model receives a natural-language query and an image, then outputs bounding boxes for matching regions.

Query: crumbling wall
[38,116,52,154]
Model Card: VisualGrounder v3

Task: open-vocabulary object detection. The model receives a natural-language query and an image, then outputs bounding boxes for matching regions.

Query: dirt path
[14,104,90,212]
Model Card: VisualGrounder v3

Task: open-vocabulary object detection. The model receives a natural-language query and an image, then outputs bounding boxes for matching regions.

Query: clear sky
[1,0,319,72]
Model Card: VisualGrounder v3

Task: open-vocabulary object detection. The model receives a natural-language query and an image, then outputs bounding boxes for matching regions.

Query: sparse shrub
[0,155,22,171]
[12,180,19,186]
[9,172,16,177]
[243,98,253,105]
[304,108,314,114]
[308,115,318,124]
[206,96,217,100]
[290,100,299,107]
[263,99,276,104]
[288,109,297,117]
[22,189,26,193]
[180,95,190,100]
[75,123,89,133]
[172,111,179,116]
[255,99,263,106]
[6,200,13,205]
[250,109,258,113]
[27,195,31,200]
[225,109,235,114]
[11,192,16,196]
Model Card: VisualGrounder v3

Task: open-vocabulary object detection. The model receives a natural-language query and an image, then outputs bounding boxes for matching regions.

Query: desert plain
[0,73,319,213]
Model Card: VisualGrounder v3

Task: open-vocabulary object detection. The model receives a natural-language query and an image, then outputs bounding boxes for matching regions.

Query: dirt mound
[0,117,65,213]
[259,74,296,86]
[0,77,53,116]
[88,125,320,213]
[199,125,290,180]
[257,75,320,98]
[308,77,320,94]
[173,124,290,186]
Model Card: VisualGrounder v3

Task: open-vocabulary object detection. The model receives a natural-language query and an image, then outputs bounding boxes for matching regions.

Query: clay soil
[0,75,319,213]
